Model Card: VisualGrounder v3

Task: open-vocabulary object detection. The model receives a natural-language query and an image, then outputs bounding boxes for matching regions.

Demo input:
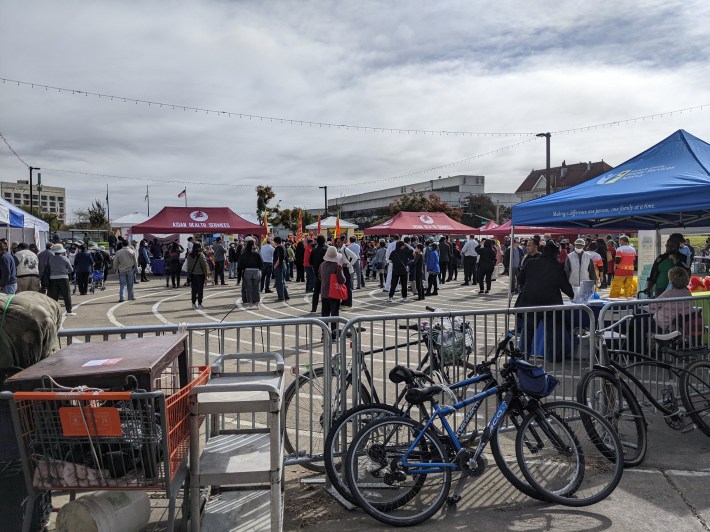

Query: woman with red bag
[319,246,347,339]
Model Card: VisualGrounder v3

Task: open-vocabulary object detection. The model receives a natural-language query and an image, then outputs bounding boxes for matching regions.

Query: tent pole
[506,225,515,329]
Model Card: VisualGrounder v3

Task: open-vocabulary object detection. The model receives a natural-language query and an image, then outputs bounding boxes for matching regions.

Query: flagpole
[146,185,150,216]
[106,183,110,227]
[184,187,187,207]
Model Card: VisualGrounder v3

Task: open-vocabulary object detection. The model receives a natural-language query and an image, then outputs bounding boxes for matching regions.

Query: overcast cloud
[1,0,710,221]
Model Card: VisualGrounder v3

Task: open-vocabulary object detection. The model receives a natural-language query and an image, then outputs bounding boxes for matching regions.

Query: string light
[0,77,535,137]
[0,130,30,168]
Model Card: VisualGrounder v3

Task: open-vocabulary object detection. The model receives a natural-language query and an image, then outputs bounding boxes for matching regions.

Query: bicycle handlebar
[596,314,635,334]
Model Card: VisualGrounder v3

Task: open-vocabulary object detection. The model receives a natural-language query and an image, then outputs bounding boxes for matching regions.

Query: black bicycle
[283,307,477,472]
[577,314,710,467]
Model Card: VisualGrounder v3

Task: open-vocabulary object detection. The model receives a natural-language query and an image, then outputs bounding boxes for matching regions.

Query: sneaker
[264,289,274,293]
[276,298,285,302]
[192,304,198,309]
[401,298,408,302]
[129,297,137,301]
[387,297,393,302]
[461,282,469,286]
[66,312,77,316]
[198,304,204,310]
[341,304,352,309]
[118,299,126,302]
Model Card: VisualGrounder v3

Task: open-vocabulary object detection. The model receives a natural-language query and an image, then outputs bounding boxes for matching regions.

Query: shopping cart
[1,365,210,532]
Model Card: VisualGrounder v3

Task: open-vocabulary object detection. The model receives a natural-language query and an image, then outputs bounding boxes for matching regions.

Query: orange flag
[296,210,304,242]
[335,212,341,239]
[262,210,269,244]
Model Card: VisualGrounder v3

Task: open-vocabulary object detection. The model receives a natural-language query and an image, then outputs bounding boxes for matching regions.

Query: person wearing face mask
[564,238,597,291]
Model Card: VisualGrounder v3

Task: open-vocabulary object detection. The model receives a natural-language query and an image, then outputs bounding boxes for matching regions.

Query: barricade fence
[54,295,709,472]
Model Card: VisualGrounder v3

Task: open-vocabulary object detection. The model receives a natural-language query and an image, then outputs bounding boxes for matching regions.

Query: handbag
[328,273,348,300]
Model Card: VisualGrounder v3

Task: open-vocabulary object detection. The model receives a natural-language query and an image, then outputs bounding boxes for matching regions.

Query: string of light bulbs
[0,77,535,138]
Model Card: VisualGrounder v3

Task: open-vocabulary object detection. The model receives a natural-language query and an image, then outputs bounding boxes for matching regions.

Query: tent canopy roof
[365,211,478,235]
[305,216,358,230]
[512,129,710,229]
[111,212,149,228]
[131,207,266,234]
[0,197,49,231]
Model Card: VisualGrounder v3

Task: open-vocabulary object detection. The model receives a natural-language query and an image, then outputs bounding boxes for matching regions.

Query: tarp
[132,207,266,235]
[512,129,710,229]
[305,216,358,230]
[365,211,478,235]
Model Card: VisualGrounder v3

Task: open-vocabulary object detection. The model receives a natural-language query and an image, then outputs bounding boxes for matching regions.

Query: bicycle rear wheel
[324,403,403,504]
[516,401,624,507]
[283,366,371,472]
[345,416,451,527]
[680,360,710,437]
[577,369,647,466]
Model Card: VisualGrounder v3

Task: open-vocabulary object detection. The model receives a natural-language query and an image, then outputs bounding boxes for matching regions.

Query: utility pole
[29,166,40,214]
[536,132,551,195]
[319,186,328,217]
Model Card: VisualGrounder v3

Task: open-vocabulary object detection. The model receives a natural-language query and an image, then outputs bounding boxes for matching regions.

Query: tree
[270,208,316,232]
[386,192,464,221]
[462,194,511,226]
[72,200,108,229]
[256,185,277,220]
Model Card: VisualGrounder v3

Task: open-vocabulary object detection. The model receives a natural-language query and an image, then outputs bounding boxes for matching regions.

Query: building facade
[326,175,516,225]
[1,179,67,222]
[516,160,613,203]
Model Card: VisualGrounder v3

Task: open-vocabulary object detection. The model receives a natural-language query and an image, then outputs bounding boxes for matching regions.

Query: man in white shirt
[260,238,275,293]
[460,234,480,286]
[383,235,399,292]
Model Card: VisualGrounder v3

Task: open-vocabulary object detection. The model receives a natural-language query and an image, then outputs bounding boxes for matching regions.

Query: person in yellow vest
[609,235,636,297]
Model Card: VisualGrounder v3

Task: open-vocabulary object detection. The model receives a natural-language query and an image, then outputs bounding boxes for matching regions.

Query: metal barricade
[59,317,341,469]
[339,304,596,434]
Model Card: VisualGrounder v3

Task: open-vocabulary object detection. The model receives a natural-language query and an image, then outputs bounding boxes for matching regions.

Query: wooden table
[5,334,189,392]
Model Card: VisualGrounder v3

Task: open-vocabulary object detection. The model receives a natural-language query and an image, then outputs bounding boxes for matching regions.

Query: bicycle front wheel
[283,366,371,472]
[680,359,710,437]
[577,368,647,466]
[325,403,403,504]
[345,416,451,527]
[516,400,624,507]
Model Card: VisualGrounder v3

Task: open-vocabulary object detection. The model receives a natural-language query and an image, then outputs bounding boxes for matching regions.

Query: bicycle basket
[512,359,558,398]
[431,326,474,365]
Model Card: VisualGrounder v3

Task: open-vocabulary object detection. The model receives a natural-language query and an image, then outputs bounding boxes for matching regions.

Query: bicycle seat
[405,385,443,405]
[652,331,681,342]
[388,365,428,384]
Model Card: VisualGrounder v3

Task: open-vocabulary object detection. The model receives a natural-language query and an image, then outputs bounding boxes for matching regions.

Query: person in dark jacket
[295,240,306,283]
[448,243,461,281]
[475,239,497,294]
[73,245,94,295]
[319,245,346,337]
[309,235,328,313]
[413,243,426,300]
[237,239,264,308]
[228,242,240,280]
[517,236,541,293]
[185,243,209,309]
[438,236,450,284]
[388,241,410,302]
[165,242,184,288]
[515,241,574,361]
[138,240,151,282]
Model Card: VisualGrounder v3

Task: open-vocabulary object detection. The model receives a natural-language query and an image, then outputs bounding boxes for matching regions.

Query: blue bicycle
[343,333,625,527]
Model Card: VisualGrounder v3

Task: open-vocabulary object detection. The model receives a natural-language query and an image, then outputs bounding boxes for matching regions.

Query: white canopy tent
[305,216,358,230]
[0,197,50,246]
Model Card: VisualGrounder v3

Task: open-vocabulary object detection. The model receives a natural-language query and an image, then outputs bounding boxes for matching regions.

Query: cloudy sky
[1,0,709,222]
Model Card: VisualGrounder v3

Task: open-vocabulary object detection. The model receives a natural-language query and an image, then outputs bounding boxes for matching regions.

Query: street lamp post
[318,186,328,217]
[536,133,551,195]
[29,166,40,214]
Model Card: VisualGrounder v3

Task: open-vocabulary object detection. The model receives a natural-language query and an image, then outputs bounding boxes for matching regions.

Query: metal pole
[319,186,328,217]
[29,166,39,214]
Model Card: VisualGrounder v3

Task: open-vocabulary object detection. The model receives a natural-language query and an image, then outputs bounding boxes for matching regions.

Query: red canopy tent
[364,211,478,235]
[131,207,266,235]
[475,221,499,234]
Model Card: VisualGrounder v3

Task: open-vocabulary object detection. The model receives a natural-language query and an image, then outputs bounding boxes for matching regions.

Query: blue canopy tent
[512,130,710,230]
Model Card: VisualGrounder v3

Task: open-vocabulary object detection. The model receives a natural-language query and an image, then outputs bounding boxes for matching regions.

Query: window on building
[50,207,56,212]
[3,193,10,198]
[49,196,56,200]
[41,201,48,206]
[22,194,28,199]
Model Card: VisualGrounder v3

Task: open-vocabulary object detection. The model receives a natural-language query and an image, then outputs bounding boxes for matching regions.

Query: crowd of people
[2,229,708,322]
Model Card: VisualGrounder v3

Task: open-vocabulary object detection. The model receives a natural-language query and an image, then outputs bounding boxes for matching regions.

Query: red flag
[296,210,304,242]
[316,213,321,235]
[335,213,341,239]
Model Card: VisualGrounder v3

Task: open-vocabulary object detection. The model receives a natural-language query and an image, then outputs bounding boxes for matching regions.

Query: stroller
[89,269,105,293]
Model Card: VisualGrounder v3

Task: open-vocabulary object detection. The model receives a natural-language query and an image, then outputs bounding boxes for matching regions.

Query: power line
[0,77,536,138]
[0,130,29,168]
